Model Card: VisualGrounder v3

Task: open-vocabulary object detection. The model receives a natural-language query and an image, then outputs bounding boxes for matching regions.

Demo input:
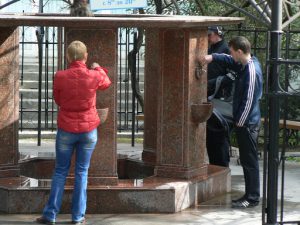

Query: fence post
[266,0,282,224]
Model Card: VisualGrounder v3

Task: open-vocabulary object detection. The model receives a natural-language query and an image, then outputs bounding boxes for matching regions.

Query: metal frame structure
[263,1,300,225]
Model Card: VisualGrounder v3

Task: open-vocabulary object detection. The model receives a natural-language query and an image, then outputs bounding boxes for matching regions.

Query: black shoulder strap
[208,76,225,101]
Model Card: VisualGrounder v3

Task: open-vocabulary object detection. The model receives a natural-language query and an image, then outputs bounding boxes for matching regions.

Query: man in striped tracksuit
[200,36,263,208]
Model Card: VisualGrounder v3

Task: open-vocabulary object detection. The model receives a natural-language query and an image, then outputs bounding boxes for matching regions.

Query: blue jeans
[42,128,97,222]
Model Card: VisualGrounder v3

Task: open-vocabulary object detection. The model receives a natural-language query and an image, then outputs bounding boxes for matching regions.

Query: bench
[135,116,300,143]
[136,114,144,121]
[261,118,300,130]
[261,118,300,147]
[234,119,300,165]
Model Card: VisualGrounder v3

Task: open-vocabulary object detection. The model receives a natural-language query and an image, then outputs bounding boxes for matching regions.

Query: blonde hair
[67,40,87,61]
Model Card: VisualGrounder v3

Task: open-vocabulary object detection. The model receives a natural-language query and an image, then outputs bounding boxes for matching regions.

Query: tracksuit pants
[235,124,260,202]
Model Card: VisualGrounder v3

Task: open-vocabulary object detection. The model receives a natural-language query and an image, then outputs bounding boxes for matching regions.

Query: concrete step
[19,111,143,120]
[20,70,145,81]
[20,80,53,89]
[19,130,57,139]
[19,60,145,71]
[20,88,144,100]
[20,98,57,109]
[20,80,144,90]
[19,63,58,71]
[118,81,144,90]
[19,54,57,62]
[19,121,144,130]
[19,100,143,113]
[19,110,57,121]
[19,118,143,128]
[19,116,144,129]
[20,71,55,80]
[19,89,53,100]
[19,55,144,64]
[19,110,143,122]
[20,119,57,129]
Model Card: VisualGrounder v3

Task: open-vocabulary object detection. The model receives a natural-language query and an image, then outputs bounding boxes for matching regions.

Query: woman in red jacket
[37,40,111,225]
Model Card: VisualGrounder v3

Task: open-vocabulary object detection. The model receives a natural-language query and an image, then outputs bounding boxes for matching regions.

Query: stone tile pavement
[0,140,299,225]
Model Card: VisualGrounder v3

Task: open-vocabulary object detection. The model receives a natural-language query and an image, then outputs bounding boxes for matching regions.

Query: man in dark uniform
[206,26,233,167]
[207,27,229,77]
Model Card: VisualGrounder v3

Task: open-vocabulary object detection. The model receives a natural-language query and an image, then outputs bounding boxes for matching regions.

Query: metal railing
[19,27,144,140]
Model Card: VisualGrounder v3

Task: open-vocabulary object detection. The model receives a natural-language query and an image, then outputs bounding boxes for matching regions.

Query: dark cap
[208,26,223,36]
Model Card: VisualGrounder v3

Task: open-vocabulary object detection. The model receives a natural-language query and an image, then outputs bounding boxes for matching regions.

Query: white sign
[90,0,147,10]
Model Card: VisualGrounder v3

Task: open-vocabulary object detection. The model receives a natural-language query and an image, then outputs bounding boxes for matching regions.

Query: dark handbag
[207,75,235,137]
[211,98,233,126]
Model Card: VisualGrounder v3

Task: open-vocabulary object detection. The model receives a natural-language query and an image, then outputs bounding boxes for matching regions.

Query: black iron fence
[18,26,300,146]
[226,26,300,225]
[19,27,144,137]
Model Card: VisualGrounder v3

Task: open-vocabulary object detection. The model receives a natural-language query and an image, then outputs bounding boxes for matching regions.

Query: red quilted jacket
[53,61,111,133]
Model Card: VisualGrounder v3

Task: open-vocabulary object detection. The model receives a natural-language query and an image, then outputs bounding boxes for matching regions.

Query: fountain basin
[191,102,213,124]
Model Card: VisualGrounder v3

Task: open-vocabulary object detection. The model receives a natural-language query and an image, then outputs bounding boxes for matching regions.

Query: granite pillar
[142,29,160,164]
[154,28,208,179]
[65,28,118,185]
[0,27,20,178]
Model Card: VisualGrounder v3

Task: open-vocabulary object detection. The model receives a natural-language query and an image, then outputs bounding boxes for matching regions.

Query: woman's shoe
[36,216,55,225]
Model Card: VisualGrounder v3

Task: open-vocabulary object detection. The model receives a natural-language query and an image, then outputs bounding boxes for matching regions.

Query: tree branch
[61,0,72,6]
[194,0,205,15]
[154,0,163,14]
[171,0,181,15]
[222,1,250,16]
[0,0,20,10]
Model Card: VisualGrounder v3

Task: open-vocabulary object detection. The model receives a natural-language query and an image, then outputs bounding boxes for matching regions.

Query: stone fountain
[0,14,243,213]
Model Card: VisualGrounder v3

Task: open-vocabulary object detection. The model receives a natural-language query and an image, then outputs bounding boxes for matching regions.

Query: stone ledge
[0,165,230,213]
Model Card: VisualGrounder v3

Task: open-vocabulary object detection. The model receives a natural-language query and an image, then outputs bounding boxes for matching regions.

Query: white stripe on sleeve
[237,60,256,126]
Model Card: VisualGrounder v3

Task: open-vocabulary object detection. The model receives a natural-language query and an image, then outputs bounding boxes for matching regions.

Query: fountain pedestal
[0,14,242,213]
[148,28,211,179]
[0,27,19,178]
[65,28,119,186]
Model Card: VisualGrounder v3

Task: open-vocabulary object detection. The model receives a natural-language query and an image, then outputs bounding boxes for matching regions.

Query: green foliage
[286,156,300,163]
[118,137,143,144]
[197,1,229,15]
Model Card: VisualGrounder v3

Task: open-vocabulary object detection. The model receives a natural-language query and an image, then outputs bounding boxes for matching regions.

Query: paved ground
[0,140,299,225]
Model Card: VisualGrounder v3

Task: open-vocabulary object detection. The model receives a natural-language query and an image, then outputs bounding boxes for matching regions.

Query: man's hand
[91,62,100,69]
[198,55,213,65]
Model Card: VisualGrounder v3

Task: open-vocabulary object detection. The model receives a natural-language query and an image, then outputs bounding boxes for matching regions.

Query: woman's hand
[91,62,100,69]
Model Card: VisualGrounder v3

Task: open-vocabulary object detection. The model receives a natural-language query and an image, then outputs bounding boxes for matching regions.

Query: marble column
[154,28,209,179]
[65,28,118,185]
[0,27,20,178]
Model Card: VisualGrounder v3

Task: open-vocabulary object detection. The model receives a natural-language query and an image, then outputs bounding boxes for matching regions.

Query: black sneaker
[232,198,259,208]
[231,195,246,203]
